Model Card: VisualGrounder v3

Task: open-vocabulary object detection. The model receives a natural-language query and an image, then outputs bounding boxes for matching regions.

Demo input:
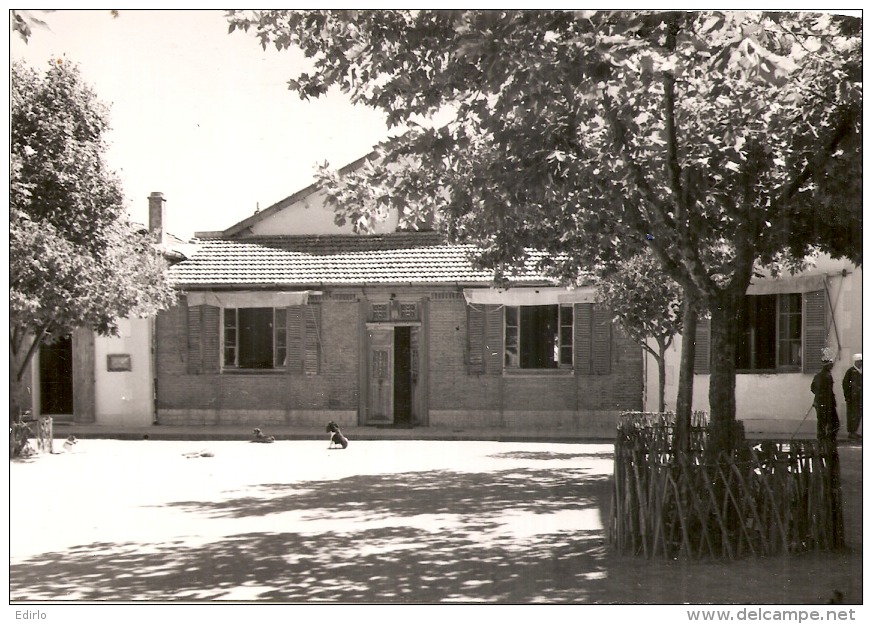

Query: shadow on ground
[9,445,861,604]
[10,458,614,603]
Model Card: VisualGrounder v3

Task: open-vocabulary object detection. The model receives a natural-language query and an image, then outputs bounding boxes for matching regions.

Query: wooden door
[367,327,394,424]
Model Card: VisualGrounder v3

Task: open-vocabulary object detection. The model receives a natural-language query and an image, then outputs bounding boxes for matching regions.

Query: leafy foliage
[596,251,683,356]
[9,60,176,382]
[228,10,860,284]
[10,10,119,43]
[228,10,861,445]
[596,251,684,412]
[9,10,55,43]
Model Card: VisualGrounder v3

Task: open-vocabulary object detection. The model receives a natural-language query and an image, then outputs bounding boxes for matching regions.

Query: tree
[10,10,119,43]
[9,10,55,43]
[595,251,682,413]
[10,60,176,421]
[228,10,862,455]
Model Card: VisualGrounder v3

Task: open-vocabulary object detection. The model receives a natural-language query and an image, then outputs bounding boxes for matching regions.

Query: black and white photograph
[7,7,864,619]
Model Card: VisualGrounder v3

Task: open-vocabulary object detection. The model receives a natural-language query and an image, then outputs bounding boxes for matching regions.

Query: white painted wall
[250,187,399,236]
[644,255,862,431]
[94,317,154,426]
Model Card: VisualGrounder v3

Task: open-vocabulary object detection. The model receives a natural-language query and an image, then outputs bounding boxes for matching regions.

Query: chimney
[148,192,166,244]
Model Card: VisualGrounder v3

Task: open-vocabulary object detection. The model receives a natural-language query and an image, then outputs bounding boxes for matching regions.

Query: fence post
[35,416,53,453]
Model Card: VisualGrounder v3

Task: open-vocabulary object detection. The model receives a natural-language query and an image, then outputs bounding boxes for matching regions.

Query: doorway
[394,326,412,427]
[39,335,74,418]
[366,325,420,426]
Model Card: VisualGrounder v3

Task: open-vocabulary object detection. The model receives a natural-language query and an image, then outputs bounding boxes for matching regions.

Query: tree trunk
[656,349,666,413]
[707,290,744,457]
[10,349,24,424]
[673,294,697,452]
[9,328,40,424]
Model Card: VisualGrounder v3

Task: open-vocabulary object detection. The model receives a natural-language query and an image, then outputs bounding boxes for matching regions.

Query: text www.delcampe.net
[687,608,858,622]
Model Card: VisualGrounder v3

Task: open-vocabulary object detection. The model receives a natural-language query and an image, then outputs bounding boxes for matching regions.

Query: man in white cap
[811,347,840,443]
[842,353,862,441]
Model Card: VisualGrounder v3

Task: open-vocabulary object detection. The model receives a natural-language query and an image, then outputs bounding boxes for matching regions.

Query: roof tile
[169,234,553,288]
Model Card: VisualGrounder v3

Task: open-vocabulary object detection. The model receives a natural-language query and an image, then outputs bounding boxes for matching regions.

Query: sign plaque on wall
[107,354,132,372]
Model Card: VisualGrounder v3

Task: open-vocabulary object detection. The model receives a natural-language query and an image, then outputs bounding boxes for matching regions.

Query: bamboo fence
[9,415,53,458]
[610,412,844,559]
[34,416,53,453]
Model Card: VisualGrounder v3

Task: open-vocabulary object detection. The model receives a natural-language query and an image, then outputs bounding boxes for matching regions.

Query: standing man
[811,348,840,443]
[811,347,845,548]
[842,353,862,441]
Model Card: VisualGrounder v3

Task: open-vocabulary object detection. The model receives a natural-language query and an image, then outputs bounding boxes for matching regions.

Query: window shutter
[593,305,612,375]
[484,304,503,375]
[467,304,485,374]
[202,305,220,373]
[287,305,303,374]
[803,289,827,374]
[304,305,321,375]
[186,304,219,374]
[287,305,321,374]
[187,306,202,374]
[693,317,711,374]
[575,303,593,374]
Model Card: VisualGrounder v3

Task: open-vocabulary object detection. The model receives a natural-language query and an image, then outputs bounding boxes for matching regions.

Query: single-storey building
[643,254,862,437]
[26,192,192,427]
[156,181,643,435]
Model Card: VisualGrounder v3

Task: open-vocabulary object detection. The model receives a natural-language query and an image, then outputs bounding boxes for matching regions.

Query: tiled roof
[168,234,555,288]
[237,232,446,255]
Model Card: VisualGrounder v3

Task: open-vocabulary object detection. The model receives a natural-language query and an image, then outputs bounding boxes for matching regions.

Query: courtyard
[9,438,863,604]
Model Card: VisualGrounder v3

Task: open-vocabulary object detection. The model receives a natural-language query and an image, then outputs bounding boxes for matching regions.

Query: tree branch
[602,90,716,300]
[622,322,664,360]
[10,325,25,357]
[663,16,684,215]
[774,105,856,208]
[16,324,49,383]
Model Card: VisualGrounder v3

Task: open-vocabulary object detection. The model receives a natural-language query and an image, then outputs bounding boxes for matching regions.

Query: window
[695,288,826,375]
[777,294,802,368]
[736,294,802,372]
[467,301,608,375]
[504,304,574,369]
[223,308,286,369]
[187,302,320,375]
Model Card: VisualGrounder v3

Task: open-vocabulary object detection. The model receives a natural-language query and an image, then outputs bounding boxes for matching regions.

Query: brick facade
[156,293,361,427]
[155,287,642,433]
[427,295,642,434]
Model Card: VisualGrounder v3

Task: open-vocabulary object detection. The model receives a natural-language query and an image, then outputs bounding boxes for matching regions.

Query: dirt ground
[8,438,863,605]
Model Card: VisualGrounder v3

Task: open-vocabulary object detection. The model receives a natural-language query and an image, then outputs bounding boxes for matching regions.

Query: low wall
[156,408,623,437]
[428,409,620,436]
[157,409,357,428]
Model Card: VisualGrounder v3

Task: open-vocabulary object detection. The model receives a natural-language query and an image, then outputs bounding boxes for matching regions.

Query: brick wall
[155,290,642,430]
[426,297,642,431]
[155,295,360,427]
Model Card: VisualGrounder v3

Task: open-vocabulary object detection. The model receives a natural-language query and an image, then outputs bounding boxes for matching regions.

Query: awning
[746,273,826,295]
[185,290,316,307]
[463,287,597,306]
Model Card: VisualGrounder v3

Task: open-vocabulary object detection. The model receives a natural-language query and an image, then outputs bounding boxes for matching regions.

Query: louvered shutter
[286,304,321,374]
[202,305,220,373]
[484,305,503,374]
[467,304,485,374]
[287,305,303,374]
[592,306,612,374]
[575,303,593,374]
[693,317,711,374]
[187,306,202,374]
[304,305,321,375]
[187,304,219,374]
[803,289,827,373]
